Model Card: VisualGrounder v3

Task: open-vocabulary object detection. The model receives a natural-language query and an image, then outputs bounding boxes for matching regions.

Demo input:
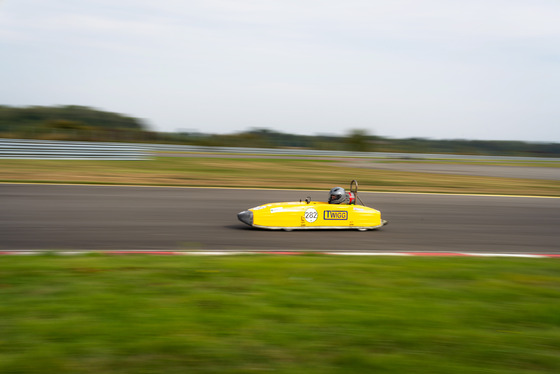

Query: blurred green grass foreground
[1,255,559,373]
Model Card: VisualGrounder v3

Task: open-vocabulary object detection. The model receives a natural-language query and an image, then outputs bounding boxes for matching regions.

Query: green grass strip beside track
[0,157,559,196]
[1,255,559,374]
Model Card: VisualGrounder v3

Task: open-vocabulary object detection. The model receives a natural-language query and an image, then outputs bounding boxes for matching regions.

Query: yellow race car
[237,180,387,231]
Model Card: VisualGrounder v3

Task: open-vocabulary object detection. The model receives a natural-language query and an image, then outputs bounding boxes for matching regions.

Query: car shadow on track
[226,225,383,232]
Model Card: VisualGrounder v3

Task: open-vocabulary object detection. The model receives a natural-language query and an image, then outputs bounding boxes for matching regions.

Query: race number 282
[304,208,318,223]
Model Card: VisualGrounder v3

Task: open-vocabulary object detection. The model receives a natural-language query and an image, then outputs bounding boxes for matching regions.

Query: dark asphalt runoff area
[1,184,559,253]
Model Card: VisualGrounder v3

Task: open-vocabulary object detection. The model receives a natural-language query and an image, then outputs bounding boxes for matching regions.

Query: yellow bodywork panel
[248,201,383,230]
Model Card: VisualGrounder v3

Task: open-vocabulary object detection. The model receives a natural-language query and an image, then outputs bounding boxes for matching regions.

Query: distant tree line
[169,129,560,157]
[1,105,559,157]
[0,105,156,142]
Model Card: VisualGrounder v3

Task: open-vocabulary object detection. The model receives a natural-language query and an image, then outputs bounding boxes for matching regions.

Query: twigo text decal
[323,210,348,220]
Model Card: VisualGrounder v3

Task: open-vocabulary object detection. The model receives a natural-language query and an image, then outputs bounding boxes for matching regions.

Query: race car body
[237,180,387,231]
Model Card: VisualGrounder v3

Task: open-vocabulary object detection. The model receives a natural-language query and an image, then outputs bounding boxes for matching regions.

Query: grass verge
[0,255,559,373]
[0,157,559,196]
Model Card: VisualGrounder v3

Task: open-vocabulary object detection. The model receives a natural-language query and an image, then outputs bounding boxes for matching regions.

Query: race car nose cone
[237,210,253,226]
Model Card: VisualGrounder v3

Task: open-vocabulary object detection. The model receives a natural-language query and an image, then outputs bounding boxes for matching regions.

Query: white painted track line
[0,250,559,258]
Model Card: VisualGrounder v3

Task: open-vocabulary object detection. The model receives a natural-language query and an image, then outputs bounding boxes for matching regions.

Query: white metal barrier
[1,138,558,161]
[0,139,148,160]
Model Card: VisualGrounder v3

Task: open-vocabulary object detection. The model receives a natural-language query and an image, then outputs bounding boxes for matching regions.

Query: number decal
[304,208,318,223]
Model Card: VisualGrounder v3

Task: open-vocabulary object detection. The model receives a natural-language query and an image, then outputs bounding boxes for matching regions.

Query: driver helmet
[328,187,346,204]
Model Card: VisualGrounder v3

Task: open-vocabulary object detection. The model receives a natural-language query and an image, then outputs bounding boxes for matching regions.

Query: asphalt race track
[1,184,559,253]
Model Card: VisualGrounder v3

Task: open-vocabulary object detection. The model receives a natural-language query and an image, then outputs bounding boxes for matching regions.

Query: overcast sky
[2,0,559,141]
